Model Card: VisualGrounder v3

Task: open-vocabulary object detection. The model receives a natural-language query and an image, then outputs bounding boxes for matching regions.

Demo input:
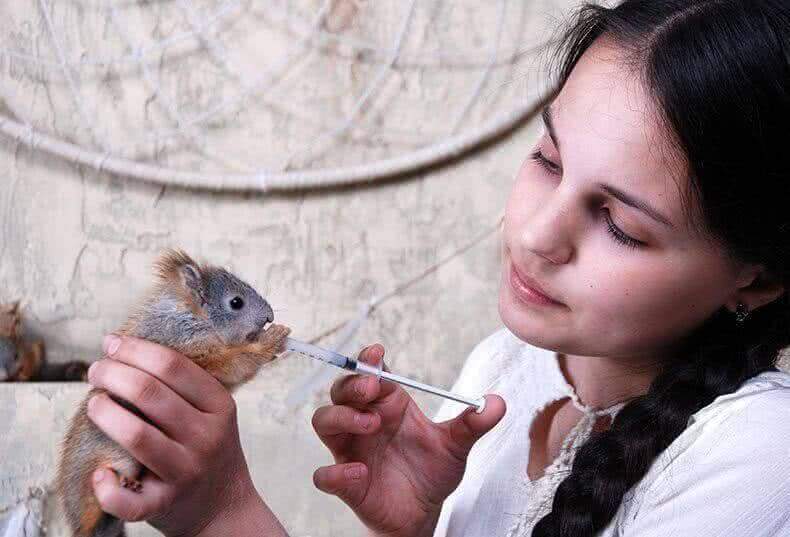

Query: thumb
[443,394,506,461]
[313,462,370,509]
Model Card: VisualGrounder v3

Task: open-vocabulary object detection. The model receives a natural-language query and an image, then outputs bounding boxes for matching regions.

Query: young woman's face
[499,38,744,361]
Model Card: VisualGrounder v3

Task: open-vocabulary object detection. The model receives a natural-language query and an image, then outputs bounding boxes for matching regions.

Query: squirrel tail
[74,493,124,537]
[91,513,125,537]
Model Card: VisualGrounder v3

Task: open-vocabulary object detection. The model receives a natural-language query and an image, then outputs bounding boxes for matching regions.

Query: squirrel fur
[55,248,291,537]
[0,301,45,381]
[0,301,86,381]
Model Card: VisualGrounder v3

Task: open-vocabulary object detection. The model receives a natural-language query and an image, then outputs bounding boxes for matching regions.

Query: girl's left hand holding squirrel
[86,333,289,537]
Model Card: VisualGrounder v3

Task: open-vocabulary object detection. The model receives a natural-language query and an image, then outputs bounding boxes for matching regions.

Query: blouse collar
[545,349,628,418]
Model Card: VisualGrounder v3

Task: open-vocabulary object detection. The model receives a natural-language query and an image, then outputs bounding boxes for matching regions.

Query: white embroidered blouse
[432,327,790,537]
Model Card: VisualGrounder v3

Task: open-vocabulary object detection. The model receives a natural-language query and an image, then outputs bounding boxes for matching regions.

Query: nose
[246,303,275,343]
[518,189,575,265]
[262,301,274,325]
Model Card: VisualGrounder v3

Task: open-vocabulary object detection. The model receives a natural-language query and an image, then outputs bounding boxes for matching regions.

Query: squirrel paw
[265,324,291,341]
[119,474,143,493]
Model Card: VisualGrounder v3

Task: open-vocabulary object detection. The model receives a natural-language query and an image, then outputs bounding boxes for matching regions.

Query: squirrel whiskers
[55,248,291,537]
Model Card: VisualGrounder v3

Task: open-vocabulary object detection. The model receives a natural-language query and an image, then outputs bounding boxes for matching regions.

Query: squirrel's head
[154,249,275,345]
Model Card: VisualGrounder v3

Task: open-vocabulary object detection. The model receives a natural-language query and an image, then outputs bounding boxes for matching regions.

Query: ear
[0,301,21,338]
[727,265,786,314]
[153,248,207,306]
[179,263,207,307]
[1,301,19,315]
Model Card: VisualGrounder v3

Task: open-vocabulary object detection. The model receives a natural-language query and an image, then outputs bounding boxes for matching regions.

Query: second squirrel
[55,248,291,537]
[0,301,90,382]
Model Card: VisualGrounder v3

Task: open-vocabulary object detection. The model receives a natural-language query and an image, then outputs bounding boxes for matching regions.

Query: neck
[558,350,668,410]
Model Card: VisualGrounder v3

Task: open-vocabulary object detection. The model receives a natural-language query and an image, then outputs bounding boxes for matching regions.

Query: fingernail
[345,465,362,480]
[355,413,372,429]
[93,469,105,483]
[103,335,121,357]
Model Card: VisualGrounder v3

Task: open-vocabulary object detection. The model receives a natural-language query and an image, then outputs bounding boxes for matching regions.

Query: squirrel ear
[154,248,207,307]
[179,263,207,307]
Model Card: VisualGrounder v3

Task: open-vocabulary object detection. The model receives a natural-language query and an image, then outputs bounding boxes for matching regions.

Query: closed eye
[528,149,645,249]
[530,149,561,174]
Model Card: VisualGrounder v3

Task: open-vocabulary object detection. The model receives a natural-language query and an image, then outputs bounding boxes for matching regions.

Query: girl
[312,1,790,535]
[85,1,790,536]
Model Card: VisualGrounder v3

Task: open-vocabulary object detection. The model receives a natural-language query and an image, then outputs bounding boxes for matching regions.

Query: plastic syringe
[285,337,486,413]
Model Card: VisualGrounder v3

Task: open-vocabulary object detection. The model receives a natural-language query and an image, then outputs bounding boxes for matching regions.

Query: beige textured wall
[0,109,541,537]
[0,1,568,533]
[0,125,537,536]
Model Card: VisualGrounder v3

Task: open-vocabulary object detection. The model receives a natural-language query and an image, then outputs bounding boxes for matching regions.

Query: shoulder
[618,370,790,535]
[653,368,790,478]
[687,368,790,427]
[691,369,790,462]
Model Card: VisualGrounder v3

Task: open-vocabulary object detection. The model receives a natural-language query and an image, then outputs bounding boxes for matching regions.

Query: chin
[497,279,566,352]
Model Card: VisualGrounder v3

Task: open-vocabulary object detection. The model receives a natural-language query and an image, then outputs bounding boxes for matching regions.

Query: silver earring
[735,302,750,324]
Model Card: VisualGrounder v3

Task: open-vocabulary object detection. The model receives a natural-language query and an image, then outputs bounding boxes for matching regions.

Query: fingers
[329,344,397,406]
[101,334,231,414]
[313,463,370,509]
[92,467,173,523]
[87,357,202,443]
[87,393,192,482]
[441,394,507,462]
[312,405,381,460]
[329,374,380,407]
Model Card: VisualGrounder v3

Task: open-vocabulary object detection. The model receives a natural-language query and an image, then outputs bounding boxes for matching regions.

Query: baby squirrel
[0,301,89,382]
[55,248,291,537]
[0,301,44,381]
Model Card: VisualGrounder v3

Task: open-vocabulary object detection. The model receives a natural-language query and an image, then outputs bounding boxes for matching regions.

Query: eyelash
[528,149,644,250]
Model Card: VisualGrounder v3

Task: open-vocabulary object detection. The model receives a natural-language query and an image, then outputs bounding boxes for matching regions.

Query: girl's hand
[85,334,286,537]
[311,344,506,537]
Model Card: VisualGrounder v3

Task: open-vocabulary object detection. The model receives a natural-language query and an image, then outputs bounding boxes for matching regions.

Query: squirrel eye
[229,296,244,310]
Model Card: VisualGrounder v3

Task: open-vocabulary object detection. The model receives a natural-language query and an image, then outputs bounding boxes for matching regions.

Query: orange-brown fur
[0,301,40,380]
[55,249,290,537]
[1,302,89,382]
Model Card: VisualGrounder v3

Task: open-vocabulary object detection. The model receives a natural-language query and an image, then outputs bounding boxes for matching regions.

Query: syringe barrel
[355,360,486,413]
[285,338,486,413]
[284,337,353,370]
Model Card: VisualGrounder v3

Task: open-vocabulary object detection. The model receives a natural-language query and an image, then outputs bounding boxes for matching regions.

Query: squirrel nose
[263,302,274,324]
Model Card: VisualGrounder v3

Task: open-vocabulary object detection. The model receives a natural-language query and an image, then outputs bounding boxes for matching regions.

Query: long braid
[530,1,790,535]
[534,297,790,536]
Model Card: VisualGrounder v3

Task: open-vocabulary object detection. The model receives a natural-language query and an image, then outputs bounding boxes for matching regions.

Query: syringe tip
[474,396,487,414]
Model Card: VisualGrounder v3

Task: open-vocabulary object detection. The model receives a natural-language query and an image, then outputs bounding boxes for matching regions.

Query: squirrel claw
[119,475,143,493]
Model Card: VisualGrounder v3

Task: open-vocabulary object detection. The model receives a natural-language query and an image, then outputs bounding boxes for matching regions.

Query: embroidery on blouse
[506,397,626,537]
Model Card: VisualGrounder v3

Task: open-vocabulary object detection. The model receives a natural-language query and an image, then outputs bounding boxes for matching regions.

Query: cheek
[503,162,548,236]
[578,254,731,345]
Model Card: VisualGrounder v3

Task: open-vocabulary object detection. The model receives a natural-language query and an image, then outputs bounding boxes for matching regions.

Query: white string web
[0,0,560,191]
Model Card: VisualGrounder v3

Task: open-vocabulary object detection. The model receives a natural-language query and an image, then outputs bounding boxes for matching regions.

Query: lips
[509,262,565,306]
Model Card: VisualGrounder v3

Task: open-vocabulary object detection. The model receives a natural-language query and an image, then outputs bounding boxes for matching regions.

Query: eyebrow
[541,105,675,230]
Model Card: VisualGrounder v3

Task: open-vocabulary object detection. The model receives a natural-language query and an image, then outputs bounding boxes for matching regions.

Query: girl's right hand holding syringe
[311,344,506,537]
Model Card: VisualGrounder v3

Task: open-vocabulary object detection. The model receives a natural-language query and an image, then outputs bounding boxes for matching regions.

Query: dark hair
[532,1,790,535]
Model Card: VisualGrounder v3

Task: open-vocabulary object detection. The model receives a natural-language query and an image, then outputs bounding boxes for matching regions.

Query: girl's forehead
[557,40,671,159]
[552,39,694,234]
